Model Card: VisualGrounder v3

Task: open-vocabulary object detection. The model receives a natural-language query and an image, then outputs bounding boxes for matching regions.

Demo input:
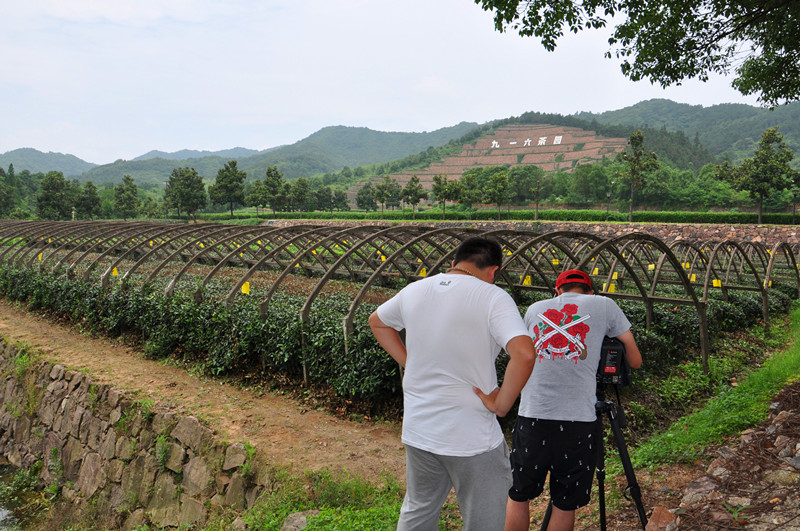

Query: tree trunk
[758,195,764,224]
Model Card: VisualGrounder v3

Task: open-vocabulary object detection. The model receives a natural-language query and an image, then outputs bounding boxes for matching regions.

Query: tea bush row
[0,266,792,415]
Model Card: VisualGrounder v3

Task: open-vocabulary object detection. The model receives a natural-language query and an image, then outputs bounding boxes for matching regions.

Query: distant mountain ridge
[575,98,800,161]
[133,147,278,161]
[0,148,97,177]
[4,100,800,184]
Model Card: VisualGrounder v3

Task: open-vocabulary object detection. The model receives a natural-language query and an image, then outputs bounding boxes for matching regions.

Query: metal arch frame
[127,224,270,290]
[500,231,605,294]
[578,233,715,368]
[147,225,267,290]
[765,242,800,299]
[163,225,288,298]
[702,239,770,335]
[72,223,167,280]
[99,224,211,288]
[0,221,49,261]
[1,221,71,265]
[51,222,135,272]
[34,221,133,270]
[221,226,334,305]
[340,227,480,343]
[256,225,388,318]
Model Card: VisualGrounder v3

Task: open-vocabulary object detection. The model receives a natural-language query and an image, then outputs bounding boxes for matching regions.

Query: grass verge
[631,302,800,467]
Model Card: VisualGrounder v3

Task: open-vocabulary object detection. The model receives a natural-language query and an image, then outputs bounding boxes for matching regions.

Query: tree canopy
[209,160,247,218]
[475,0,800,106]
[716,127,800,223]
[164,167,207,219]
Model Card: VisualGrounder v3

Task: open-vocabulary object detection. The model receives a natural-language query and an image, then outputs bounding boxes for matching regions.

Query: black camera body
[597,336,631,387]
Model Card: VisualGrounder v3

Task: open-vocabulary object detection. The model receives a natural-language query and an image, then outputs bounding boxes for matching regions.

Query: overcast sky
[1,0,762,165]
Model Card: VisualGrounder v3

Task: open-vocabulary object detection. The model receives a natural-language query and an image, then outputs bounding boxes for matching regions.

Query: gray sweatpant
[397,442,512,531]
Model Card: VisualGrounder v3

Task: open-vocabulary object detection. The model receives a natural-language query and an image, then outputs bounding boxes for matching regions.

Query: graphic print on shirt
[533,304,591,363]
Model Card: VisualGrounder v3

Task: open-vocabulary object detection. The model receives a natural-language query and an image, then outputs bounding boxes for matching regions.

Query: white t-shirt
[518,292,631,422]
[377,273,529,457]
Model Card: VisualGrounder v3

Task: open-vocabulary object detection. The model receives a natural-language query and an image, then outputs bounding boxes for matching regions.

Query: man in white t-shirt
[369,237,536,531]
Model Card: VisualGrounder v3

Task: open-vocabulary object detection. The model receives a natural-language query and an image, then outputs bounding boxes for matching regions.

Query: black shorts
[508,416,597,511]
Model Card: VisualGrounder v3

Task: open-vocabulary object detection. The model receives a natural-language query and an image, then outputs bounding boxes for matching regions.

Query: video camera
[597,336,631,387]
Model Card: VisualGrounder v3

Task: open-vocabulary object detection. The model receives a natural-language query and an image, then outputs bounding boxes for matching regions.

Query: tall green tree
[164,167,207,219]
[75,181,102,220]
[457,172,483,219]
[209,160,246,218]
[618,130,659,221]
[114,175,140,220]
[333,190,350,211]
[36,171,76,220]
[482,169,510,220]
[402,175,427,219]
[0,170,14,217]
[289,178,311,212]
[716,127,800,223]
[375,176,402,217]
[508,165,545,204]
[245,179,269,214]
[315,185,334,212]
[432,174,460,220]
[476,0,800,106]
[355,182,377,211]
[263,166,287,215]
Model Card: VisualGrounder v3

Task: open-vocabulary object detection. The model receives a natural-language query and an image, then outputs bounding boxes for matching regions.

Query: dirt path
[0,301,405,485]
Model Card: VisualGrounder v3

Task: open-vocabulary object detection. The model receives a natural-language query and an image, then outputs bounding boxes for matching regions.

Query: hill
[575,99,800,163]
[74,122,481,187]
[0,148,96,177]
[132,147,275,161]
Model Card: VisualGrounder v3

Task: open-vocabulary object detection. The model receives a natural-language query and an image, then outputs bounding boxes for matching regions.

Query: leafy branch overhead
[475,0,800,106]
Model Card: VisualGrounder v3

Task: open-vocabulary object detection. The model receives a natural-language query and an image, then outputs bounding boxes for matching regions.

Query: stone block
[180,494,208,527]
[147,471,181,528]
[165,442,185,473]
[171,416,211,454]
[107,388,123,409]
[63,435,86,482]
[107,459,125,483]
[99,427,117,461]
[49,364,65,380]
[182,455,214,498]
[121,453,158,507]
[151,411,176,434]
[223,442,248,471]
[77,452,107,498]
[225,472,247,511]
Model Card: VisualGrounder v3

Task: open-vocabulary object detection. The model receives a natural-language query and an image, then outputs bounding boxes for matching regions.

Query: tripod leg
[595,415,606,531]
[540,500,552,531]
[606,404,648,529]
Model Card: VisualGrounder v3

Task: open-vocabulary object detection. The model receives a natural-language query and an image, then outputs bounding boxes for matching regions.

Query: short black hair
[453,237,503,269]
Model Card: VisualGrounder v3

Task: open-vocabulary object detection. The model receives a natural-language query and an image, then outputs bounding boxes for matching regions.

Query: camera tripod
[539,384,648,530]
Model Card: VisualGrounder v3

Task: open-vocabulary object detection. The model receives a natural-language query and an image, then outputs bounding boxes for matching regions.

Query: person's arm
[369,310,408,368]
[617,330,642,369]
[473,335,536,417]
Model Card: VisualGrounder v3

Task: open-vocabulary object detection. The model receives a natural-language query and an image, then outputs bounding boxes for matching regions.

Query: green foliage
[633,304,800,467]
[155,433,170,472]
[476,0,800,106]
[164,166,207,218]
[209,160,247,217]
[113,175,140,220]
[242,469,403,531]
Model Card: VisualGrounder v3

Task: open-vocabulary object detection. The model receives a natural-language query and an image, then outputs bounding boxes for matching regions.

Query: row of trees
[3,128,798,223]
[350,128,800,222]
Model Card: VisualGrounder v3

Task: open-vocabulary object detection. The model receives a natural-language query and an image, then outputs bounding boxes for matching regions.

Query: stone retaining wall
[261,219,800,247]
[0,340,267,530]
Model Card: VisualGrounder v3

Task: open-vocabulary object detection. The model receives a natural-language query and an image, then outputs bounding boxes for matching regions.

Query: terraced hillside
[353,124,628,195]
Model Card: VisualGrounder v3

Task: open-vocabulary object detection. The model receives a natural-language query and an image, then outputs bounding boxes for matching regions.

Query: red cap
[556,269,592,289]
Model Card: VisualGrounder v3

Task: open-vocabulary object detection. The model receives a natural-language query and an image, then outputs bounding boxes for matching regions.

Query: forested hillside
[74,122,481,186]
[133,147,272,161]
[0,148,96,177]
[575,99,800,164]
